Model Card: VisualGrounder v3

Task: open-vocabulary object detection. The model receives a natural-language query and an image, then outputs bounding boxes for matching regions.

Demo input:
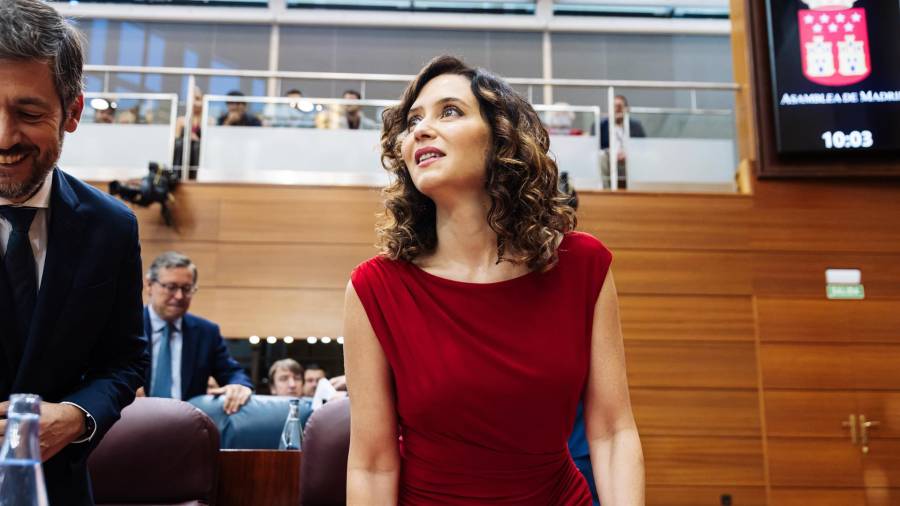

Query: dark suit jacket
[143,308,252,401]
[0,169,148,505]
[598,118,647,149]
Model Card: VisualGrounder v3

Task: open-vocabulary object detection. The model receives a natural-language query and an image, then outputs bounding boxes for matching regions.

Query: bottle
[279,398,302,450]
[0,394,49,506]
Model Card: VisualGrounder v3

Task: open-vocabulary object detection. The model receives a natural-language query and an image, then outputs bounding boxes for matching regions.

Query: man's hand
[135,387,146,397]
[224,111,242,126]
[0,401,85,462]
[329,375,347,391]
[208,384,252,415]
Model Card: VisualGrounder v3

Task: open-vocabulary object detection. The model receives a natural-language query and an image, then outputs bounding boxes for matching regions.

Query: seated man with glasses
[139,251,253,414]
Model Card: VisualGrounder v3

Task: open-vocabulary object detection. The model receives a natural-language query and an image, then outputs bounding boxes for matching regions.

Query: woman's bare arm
[344,280,401,505]
[585,271,645,506]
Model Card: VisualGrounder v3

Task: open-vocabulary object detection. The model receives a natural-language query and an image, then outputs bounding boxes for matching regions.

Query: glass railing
[611,103,738,192]
[60,92,178,181]
[197,95,393,185]
[192,96,607,188]
[71,65,741,193]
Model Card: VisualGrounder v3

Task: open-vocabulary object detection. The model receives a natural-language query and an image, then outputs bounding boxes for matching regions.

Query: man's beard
[0,134,62,201]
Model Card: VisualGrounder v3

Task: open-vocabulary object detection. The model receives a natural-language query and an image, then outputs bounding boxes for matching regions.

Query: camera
[109,162,179,227]
[558,171,578,210]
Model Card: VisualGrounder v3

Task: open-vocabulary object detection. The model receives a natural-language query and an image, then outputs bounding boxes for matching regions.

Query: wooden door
[758,296,900,504]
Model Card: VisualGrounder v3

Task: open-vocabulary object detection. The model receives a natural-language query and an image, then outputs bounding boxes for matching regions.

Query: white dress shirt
[0,170,96,442]
[0,170,52,288]
[147,305,184,400]
[614,123,628,157]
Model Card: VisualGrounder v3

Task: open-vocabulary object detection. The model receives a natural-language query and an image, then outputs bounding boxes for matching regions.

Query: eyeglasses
[153,281,198,296]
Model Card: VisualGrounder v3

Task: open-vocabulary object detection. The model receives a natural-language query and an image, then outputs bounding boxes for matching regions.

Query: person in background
[0,1,149,503]
[268,88,317,128]
[93,99,116,123]
[302,363,327,397]
[141,251,253,414]
[269,358,304,397]
[338,89,378,130]
[116,106,138,124]
[174,86,203,174]
[597,94,646,190]
[217,90,262,127]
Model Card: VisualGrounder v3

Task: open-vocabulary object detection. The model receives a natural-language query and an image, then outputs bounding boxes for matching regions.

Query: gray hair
[0,0,85,110]
[146,251,198,285]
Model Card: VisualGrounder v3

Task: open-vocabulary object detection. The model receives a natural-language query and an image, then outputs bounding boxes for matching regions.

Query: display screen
[765,0,900,154]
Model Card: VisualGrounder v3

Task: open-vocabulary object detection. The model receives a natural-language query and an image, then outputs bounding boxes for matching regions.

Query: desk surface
[218,449,302,506]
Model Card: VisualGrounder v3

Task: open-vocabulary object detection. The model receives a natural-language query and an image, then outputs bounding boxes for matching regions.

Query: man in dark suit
[141,251,253,414]
[0,1,148,504]
[597,94,646,189]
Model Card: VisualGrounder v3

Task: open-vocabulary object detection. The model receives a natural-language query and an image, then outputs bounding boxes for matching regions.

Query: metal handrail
[629,105,733,116]
[83,64,739,91]
[203,95,399,107]
[84,91,181,101]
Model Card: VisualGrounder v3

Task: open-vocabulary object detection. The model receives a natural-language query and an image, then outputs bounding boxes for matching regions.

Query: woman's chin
[411,171,444,196]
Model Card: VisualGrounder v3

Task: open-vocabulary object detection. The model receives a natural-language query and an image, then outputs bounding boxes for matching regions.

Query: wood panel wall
[110,171,900,506]
[729,0,900,501]
[752,179,900,506]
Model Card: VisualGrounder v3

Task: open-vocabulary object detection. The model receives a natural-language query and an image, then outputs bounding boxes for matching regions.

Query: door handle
[842,414,858,444]
[860,414,880,454]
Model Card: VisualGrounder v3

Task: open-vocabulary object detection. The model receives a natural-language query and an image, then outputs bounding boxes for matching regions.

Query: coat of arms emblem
[798,0,871,86]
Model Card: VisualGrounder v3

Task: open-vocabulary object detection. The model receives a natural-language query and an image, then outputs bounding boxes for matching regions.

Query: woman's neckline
[405,259,542,288]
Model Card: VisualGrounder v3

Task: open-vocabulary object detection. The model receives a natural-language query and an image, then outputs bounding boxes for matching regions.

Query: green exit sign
[826,284,865,300]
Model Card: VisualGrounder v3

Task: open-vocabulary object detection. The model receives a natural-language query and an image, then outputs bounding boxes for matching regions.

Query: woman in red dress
[344,55,644,505]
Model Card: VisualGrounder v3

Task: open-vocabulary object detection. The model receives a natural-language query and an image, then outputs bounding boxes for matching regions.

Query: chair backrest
[300,397,350,506]
[189,394,313,449]
[88,397,219,506]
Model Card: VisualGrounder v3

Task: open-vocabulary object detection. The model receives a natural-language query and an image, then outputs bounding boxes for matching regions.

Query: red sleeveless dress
[351,231,612,505]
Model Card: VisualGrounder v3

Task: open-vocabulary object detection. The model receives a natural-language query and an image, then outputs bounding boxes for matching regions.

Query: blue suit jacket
[0,169,149,506]
[143,308,252,401]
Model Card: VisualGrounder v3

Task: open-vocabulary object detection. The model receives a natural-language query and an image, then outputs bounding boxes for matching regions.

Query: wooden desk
[217,449,301,506]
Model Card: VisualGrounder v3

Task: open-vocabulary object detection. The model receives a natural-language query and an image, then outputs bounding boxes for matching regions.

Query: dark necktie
[0,206,38,343]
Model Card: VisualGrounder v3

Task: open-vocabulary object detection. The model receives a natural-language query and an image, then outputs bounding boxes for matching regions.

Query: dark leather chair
[189,395,313,449]
[300,397,351,506]
[88,397,219,506]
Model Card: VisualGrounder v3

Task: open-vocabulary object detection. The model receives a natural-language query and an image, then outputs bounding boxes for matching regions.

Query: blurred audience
[269,358,304,397]
[116,106,138,124]
[267,88,317,128]
[140,251,253,414]
[337,89,377,130]
[218,90,262,127]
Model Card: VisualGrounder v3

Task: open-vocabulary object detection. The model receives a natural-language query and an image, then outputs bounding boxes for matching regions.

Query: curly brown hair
[378,55,576,272]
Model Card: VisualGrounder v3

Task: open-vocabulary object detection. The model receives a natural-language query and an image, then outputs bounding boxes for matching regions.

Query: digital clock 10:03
[821,130,874,150]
